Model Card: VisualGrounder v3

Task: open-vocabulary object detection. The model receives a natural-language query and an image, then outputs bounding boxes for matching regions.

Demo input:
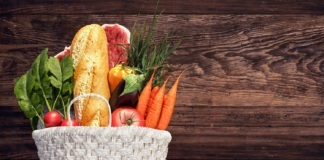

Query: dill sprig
[127,13,181,86]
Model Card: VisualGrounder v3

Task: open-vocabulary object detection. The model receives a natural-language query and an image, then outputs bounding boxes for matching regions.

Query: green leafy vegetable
[121,74,145,96]
[127,11,181,87]
[14,49,74,129]
[57,56,74,118]
[48,57,62,89]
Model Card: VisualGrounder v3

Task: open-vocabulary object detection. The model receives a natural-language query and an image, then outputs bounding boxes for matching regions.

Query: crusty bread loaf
[71,24,110,126]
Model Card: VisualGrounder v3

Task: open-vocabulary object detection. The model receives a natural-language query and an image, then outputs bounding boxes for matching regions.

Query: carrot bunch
[136,70,185,130]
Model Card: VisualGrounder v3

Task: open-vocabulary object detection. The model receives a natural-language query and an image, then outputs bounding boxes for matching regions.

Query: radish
[61,119,78,126]
[44,111,62,127]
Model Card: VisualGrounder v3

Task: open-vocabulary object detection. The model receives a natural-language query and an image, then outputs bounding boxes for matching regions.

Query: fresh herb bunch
[14,49,74,130]
[127,12,181,87]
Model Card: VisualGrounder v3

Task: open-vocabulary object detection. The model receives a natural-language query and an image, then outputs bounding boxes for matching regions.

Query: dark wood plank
[2,0,324,15]
[1,1,324,160]
[1,15,323,106]
[0,106,38,159]
[166,105,324,159]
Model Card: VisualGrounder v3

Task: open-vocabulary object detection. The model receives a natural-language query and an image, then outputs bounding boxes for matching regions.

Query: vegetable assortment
[111,14,184,130]
[14,12,183,131]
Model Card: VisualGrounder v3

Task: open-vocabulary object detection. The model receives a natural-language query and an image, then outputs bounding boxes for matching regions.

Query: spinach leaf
[60,56,74,117]
[31,49,53,111]
[48,55,74,115]
[14,73,34,118]
[48,57,62,89]
[14,69,44,129]
[60,56,73,82]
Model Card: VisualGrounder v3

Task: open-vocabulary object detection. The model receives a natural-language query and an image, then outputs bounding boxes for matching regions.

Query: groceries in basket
[14,15,184,131]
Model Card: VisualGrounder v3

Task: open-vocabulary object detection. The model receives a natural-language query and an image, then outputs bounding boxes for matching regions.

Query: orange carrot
[157,70,185,130]
[136,72,155,116]
[145,85,160,118]
[145,77,169,128]
[151,86,160,100]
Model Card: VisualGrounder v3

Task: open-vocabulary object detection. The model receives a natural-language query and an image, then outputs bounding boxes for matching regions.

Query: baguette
[71,24,110,126]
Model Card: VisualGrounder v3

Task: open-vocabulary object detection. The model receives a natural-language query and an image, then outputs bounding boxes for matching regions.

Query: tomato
[108,63,135,94]
[44,111,62,127]
[61,119,78,126]
[111,107,145,127]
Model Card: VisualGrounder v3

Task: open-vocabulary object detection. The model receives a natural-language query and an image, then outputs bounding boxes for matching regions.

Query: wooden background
[1,0,323,159]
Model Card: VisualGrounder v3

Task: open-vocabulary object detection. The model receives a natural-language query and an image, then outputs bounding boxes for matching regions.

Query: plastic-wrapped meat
[102,24,130,69]
[54,46,70,61]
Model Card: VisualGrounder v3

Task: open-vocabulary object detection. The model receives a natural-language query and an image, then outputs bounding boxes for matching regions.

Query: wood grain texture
[0,1,324,160]
[1,15,323,107]
[2,0,324,15]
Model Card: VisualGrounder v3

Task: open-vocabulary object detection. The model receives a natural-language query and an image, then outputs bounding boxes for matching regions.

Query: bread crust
[71,24,110,126]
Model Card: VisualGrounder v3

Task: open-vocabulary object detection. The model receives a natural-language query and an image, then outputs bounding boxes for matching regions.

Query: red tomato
[61,119,78,126]
[112,107,145,127]
[44,111,62,127]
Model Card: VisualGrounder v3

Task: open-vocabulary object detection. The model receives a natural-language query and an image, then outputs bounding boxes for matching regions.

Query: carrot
[151,86,160,100]
[145,77,169,128]
[157,70,185,130]
[136,71,155,116]
[145,85,160,118]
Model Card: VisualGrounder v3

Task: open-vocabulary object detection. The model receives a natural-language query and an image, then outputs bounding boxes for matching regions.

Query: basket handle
[66,93,112,127]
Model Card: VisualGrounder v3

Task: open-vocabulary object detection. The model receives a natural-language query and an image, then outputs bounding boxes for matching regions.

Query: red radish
[44,111,62,127]
[61,119,78,126]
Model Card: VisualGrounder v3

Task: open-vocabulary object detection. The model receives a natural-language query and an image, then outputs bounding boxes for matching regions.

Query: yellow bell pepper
[108,63,135,94]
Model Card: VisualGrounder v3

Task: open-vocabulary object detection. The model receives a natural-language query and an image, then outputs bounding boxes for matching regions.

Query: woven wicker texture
[32,126,172,160]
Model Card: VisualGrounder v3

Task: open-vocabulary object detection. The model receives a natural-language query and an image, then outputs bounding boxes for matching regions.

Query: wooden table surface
[1,0,323,159]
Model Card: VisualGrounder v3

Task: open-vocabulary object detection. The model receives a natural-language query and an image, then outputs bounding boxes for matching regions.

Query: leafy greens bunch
[14,49,74,130]
[127,13,181,87]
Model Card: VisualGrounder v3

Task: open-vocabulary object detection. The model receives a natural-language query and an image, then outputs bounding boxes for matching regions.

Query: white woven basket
[32,93,172,160]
